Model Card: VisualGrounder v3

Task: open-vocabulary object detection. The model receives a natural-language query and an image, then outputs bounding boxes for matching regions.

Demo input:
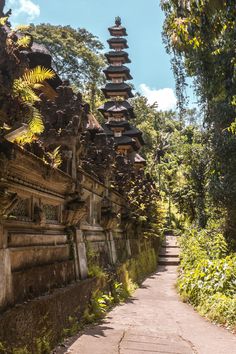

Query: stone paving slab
[120,331,194,353]
[55,237,236,354]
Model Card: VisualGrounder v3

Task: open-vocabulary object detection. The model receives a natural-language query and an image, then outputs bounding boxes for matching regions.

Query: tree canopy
[28,24,106,111]
[161,0,236,243]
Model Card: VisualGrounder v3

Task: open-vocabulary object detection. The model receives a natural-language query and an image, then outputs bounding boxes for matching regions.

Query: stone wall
[0,141,135,308]
[0,141,159,352]
[0,277,100,351]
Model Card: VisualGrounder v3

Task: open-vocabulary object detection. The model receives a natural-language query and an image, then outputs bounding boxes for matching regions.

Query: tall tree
[28,24,106,111]
[161,0,236,244]
[132,94,208,229]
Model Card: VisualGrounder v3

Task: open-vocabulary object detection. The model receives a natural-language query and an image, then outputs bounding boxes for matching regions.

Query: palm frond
[17,35,31,48]
[22,66,55,85]
[33,83,44,90]
[15,132,36,145]
[28,106,44,135]
[13,79,40,103]
[11,66,52,144]
[44,146,62,169]
[0,17,8,26]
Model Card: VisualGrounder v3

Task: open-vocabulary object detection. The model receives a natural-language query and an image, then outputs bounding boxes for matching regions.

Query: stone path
[158,235,180,266]
[57,236,236,354]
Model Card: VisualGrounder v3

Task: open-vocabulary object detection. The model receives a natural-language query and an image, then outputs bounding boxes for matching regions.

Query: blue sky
[6,0,196,110]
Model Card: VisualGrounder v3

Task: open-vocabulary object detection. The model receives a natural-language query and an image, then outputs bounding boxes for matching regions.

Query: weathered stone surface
[12,260,75,304]
[10,244,70,271]
[0,277,99,351]
[8,233,68,247]
[75,229,88,279]
[0,249,12,310]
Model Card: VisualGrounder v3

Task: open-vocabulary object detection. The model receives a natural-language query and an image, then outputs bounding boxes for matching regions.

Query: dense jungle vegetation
[160,0,236,330]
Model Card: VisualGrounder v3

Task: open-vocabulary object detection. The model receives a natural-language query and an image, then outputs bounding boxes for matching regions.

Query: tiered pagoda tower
[99,17,145,168]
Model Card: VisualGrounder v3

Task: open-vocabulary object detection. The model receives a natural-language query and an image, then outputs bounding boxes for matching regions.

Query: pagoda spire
[115,16,121,26]
[99,18,146,169]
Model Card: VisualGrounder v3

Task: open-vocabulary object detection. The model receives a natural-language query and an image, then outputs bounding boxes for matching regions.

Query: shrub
[178,225,236,330]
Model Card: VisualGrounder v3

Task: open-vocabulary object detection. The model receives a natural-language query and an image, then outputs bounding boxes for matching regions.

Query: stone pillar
[71,145,77,180]
[107,231,117,265]
[0,225,12,309]
[126,238,132,257]
[75,229,88,280]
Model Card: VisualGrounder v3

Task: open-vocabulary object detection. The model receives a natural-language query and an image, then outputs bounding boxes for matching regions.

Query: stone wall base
[0,277,99,353]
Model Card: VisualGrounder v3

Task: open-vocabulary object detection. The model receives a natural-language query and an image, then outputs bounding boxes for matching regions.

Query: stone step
[162,243,179,249]
[159,236,180,265]
[163,238,178,243]
[159,247,180,254]
[158,255,179,260]
[159,253,179,258]
[158,257,180,266]
[162,246,179,251]
[165,236,178,240]
[163,240,178,246]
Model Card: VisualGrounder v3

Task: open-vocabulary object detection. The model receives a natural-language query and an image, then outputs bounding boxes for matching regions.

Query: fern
[12,66,55,143]
[0,17,8,26]
[17,35,31,48]
[13,80,40,103]
[43,146,62,169]
[22,66,55,85]
[28,106,44,134]
[13,66,55,103]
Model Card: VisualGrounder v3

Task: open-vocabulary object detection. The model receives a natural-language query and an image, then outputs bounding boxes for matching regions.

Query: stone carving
[0,15,31,129]
[40,80,88,137]
[101,197,119,230]
[112,154,134,194]
[63,192,88,226]
[24,141,45,159]
[0,0,5,17]
[34,204,46,225]
[101,210,119,230]
[0,187,19,218]
[43,204,58,221]
[11,198,29,219]
[0,152,9,179]
[0,0,11,18]
[39,80,90,176]
[121,210,136,232]
[61,148,73,174]
[80,132,116,183]
[0,142,16,179]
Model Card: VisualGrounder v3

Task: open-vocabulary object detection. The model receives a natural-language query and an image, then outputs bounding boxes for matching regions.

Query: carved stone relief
[43,204,59,222]
[34,204,46,225]
[101,196,119,230]
[0,152,10,179]
[0,187,19,219]
[63,192,88,226]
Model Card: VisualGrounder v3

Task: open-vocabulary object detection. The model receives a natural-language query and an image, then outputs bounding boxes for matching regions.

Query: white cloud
[8,0,40,20]
[139,84,177,111]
